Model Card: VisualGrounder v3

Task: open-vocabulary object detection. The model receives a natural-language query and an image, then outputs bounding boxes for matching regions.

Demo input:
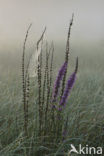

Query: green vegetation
[0,21,104,155]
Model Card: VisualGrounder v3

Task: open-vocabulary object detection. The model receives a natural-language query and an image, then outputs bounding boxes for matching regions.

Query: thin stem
[22,24,32,136]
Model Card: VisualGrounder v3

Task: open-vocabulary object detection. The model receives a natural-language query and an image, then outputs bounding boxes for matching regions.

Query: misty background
[0,0,104,75]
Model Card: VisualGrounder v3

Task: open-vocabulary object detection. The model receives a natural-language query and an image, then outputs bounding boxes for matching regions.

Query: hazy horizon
[0,0,104,73]
[0,0,104,47]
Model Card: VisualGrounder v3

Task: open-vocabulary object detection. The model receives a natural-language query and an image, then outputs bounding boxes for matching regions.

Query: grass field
[0,27,104,156]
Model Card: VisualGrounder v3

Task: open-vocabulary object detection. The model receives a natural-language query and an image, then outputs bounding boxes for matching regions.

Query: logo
[68,144,102,155]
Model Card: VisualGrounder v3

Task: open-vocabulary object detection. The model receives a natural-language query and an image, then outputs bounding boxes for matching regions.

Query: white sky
[0,0,104,49]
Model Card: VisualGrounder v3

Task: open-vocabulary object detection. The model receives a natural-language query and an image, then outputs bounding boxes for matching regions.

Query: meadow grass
[0,54,104,156]
[0,22,104,155]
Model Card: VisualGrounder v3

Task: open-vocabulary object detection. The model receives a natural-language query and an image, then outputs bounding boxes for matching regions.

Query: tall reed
[60,14,74,99]
[37,28,46,135]
[22,24,32,136]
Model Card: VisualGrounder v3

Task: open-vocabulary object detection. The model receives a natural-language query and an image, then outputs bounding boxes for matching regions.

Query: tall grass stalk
[37,28,46,135]
[60,14,74,99]
[22,24,32,136]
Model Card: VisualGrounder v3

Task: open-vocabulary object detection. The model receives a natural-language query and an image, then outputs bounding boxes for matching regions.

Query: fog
[0,0,104,71]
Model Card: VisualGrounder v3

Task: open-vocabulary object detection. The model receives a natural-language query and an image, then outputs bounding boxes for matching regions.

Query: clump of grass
[21,15,77,155]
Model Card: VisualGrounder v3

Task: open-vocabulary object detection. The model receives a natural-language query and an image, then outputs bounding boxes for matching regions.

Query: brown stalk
[60,14,74,99]
[37,27,46,135]
[22,24,32,136]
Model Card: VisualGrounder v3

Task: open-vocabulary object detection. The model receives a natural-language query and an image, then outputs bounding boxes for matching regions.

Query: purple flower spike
[58,107,63,111]
[59,57,78,107]
[52,62,67,102]
[52,104,56,109]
